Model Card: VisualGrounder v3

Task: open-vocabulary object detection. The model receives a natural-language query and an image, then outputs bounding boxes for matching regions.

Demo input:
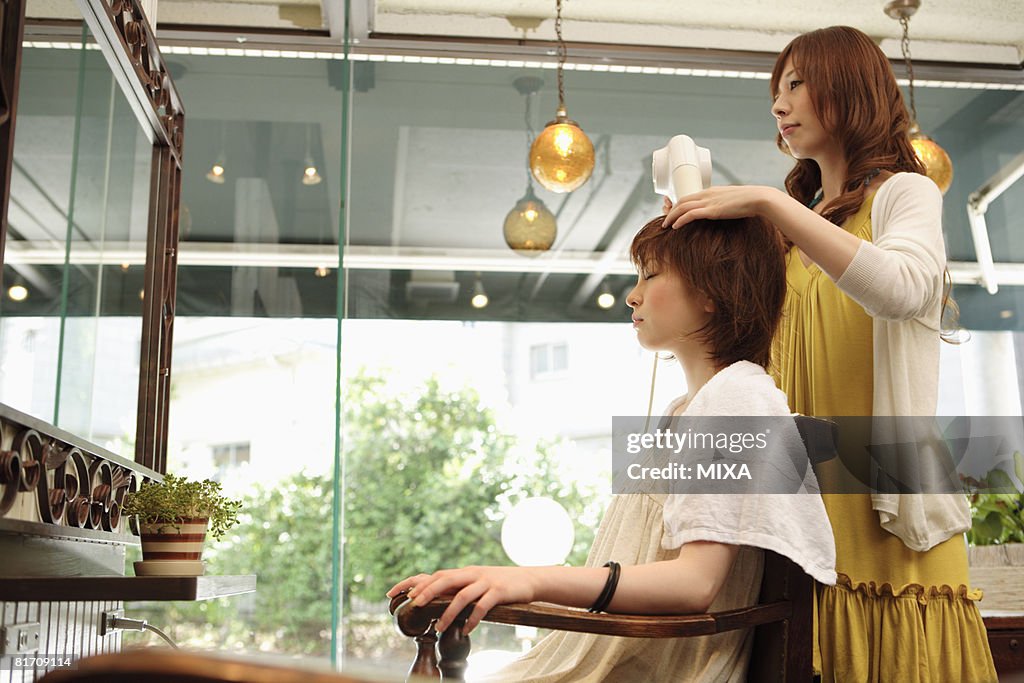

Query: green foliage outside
[964,451,1024,545]
[126,371,605,662]
[342,371,599,603]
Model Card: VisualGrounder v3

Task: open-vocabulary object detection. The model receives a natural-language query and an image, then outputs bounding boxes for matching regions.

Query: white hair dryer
[652,135,713,204]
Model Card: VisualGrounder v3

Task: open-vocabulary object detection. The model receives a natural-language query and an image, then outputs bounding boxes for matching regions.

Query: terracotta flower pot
[139,517,210,561]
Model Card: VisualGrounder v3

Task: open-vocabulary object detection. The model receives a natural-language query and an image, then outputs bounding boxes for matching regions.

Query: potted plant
[123,473,242,577]
[963,452,1024,612]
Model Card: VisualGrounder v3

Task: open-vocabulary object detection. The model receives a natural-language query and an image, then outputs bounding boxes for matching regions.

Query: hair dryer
[652,135,713,204]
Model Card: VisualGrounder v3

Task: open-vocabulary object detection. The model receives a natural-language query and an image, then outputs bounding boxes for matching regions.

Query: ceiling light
[31,42,1024,88]
[471,273,489,309]
[314,264,330,277]
[596,281,615,309]
[206,160,225,184]
[303,164,322,185]
[504,186,557,253]
[302,124,322,185]
[910,127,952,194]
[206,122,228,185]
[505,76,558,253]
[886,0,953,194]
[529,0,595,193]
[7,283,28,301]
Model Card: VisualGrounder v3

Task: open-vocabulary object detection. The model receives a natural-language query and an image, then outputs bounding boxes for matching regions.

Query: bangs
[770,40,801,102]
[629,216,672,273]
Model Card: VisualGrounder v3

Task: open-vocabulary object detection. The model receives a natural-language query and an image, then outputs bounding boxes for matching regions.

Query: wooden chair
[389,550,812,682]
[389,417,838,682]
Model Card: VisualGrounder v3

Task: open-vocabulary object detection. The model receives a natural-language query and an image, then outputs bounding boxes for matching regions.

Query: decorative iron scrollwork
[100,0,184,160]
[0,414,152,534]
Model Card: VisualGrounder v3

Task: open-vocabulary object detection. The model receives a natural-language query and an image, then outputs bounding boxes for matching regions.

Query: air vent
[405,271,460,304]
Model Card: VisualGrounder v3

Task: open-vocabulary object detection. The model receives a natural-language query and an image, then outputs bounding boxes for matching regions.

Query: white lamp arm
[964,151,1024,295]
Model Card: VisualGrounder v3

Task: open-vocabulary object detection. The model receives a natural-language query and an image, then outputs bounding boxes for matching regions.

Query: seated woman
[387,215,837,682]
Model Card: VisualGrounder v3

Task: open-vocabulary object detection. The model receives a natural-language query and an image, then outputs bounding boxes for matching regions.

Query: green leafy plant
[963,452,1024,546]
[123,473,242,540]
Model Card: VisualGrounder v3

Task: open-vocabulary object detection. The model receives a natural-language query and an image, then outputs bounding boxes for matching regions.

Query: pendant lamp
[504,76,558,253]
[886,0,953,194]
[528,0,594,193]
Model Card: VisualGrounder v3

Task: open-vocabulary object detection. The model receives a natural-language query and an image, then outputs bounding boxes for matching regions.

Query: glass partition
[1,24,150,454]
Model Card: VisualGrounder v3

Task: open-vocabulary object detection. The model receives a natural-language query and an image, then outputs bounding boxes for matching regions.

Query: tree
[342,370,599,603]
[131,370,602,658]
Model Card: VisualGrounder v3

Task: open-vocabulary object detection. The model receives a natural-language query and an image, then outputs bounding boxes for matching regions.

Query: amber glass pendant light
[529,0,595,194]
[505,76,558,253]
[886,0,953,194]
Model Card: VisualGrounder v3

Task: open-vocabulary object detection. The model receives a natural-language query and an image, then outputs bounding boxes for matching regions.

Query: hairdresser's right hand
[662,186,779,230]
[387,565,537,635]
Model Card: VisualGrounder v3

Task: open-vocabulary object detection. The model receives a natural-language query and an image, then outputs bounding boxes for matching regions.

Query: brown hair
[630,215,787,369]
[770,25,924,225]
[771,25,960,341]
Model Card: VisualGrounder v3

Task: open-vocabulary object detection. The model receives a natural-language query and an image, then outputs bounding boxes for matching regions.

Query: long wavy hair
[771,26,960,340]
[771,26,923,224]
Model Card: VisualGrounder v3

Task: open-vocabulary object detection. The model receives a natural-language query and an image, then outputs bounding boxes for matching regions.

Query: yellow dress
[770,193,998,682]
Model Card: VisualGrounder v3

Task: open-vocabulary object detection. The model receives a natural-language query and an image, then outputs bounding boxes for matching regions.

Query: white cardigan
[834,172,971,552]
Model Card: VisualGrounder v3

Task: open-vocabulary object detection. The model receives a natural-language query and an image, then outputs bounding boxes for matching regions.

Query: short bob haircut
[630,215,787,370]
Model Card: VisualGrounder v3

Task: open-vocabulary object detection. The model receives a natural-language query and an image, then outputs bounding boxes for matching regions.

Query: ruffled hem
[830,572,985,605]
[816,572,998,682]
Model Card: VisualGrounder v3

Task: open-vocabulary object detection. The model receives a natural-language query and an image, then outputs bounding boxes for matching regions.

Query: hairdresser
[663,26,997,683]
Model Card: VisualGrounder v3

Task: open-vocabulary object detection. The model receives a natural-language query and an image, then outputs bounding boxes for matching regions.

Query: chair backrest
[795,414,839,468]
[748,550,814,682]
[745,414,835,682]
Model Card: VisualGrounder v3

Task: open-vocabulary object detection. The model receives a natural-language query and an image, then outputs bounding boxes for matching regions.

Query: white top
[661,361,837,585]
[477,361,835,683]
[834,172,971,552]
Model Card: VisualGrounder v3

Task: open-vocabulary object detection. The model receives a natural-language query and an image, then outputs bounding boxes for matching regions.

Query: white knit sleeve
[833,173,945,322]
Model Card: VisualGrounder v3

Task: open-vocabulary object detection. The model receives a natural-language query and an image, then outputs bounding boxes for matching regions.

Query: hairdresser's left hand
[663,185,779,229]
[386,566,537,635]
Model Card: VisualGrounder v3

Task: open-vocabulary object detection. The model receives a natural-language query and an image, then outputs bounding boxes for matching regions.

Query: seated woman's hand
[386,566,537,635]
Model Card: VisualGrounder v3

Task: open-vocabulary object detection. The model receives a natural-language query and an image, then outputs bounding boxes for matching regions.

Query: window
[212,442,251,472]
[531,342,569,379]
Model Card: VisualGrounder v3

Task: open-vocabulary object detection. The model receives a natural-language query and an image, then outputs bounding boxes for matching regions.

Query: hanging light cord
[524,89,535,187]
[898,14,918,123]
[555,0,566,112]
[643,353,658,433]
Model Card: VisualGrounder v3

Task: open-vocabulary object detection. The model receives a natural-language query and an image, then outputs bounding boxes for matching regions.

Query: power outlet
[99,609,124,637]
[0,622,40,656]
